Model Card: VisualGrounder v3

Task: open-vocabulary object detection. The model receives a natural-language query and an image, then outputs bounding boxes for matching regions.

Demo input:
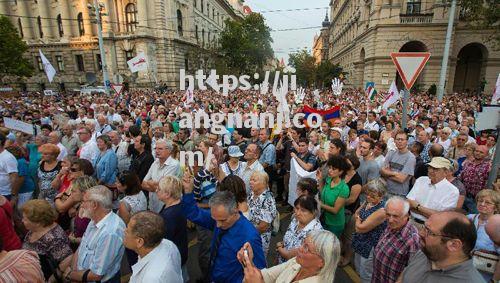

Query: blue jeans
[462,196,478,214]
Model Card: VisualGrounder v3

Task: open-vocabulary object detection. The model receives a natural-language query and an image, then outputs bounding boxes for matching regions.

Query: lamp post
[88,0,110,94]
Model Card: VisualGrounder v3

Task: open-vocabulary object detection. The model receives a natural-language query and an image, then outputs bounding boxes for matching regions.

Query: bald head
[485,214,500,246]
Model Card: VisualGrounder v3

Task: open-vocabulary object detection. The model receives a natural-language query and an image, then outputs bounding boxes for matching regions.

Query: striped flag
[365,82,377,101]
[382,81,401,110]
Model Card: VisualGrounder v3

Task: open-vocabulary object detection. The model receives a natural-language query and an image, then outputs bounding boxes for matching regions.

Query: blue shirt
[17,158,35,194]
[258,141,276,166]
[181,193,267,283]
[77,212,125,281]
[94,149,118,185]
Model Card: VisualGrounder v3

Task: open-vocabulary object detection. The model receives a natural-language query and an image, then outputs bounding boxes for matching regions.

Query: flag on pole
[39,50,56,82]
[182,89,194,106]
[491,74,500,104]
[127,52,148,73]
[365,82,377,101]
[382,81,401,110]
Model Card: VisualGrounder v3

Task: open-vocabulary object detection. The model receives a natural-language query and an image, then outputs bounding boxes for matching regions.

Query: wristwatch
[416,203,421,211]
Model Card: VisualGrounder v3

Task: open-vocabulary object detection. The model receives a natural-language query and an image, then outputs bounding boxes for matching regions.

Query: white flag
[183,89,194,107]
[382,81,401,110]
[127,52,148,73]
[491,74,500,104]
[288,158,316,206]
[39,49,56,82]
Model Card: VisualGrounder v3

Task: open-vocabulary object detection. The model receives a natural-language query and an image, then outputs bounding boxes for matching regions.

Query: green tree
[218,13,274,76]
[288,49,316,87]
[0,16,33,78]
[459,0,499,47]
[315,60,344,88]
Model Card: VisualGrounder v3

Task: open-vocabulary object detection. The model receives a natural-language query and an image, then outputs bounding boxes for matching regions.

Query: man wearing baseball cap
[406,157,459,229]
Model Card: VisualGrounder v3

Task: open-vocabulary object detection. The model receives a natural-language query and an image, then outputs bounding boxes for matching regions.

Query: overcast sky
[244,0,330,65]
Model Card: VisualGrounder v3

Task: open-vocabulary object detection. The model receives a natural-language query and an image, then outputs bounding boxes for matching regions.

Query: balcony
[400,13,434,24]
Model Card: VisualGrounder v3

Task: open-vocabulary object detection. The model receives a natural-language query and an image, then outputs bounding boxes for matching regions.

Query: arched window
[125,3,137,32]
[37,16,43,38]
[17,18,23,38]
[57,14,63,37]
[193,0,197,9]
[77,12,85,36]
[177,10,183,36]
[201,0,204,13]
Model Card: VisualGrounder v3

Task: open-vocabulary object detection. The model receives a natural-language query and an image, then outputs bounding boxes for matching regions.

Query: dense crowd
[0,86,498,283]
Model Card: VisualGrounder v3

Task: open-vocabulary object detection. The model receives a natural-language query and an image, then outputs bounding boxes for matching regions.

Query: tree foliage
[217,13,274,76]
[459,0,499,47]
[288,49,345,87]
[0,16,33,78]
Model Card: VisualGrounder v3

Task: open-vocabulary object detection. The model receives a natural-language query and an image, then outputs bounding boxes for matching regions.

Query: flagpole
[402,88,409,129]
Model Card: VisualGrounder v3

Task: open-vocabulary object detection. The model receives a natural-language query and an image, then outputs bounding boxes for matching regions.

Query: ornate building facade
[326,0,499,93]
[312,13,331,65]
[0,0,244,91]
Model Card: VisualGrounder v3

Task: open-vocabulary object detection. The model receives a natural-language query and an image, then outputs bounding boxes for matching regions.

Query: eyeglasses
[477,199,495,206]
[422,225,453,239]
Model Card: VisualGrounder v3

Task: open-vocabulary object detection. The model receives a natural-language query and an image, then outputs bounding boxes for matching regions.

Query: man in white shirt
[406,157,459,227]
[142,139,181,213]
[0,133,19,199]
[125,211,183,283]
[108,131,131,173]
[95,114,113,138]
[48,131,68,161]
[240,143,264,194]
[77,126,99,163]
[364,111,380,132]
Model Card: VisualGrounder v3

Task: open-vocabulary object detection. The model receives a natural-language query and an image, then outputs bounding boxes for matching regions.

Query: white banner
[382,81,401,110]
[4,117,35,135]
[288,157,317,206]
[127,52,148,73]
[491,74,500,104]
[39,49,56,82]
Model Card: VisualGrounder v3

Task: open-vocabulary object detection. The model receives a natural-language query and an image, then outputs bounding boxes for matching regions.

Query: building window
[125,50,134,62]
[194,0,196,9]
[18,18,23,38]
[57,14,64,37]
[217,12,219,24]
[195,25,199,42]
[125,3,137,32]
[177,10,183,36]
[36,56,43,71]
[37,16,43,38]
[56,55,64,71]
[208,31,211,44]
[212,8,214,19]
[184,56,189,72]
[75,54,85,71]
[77,12,85,36]
[202,29,205,46]
[207,3,209,15]
[201,0,204,13]
[406,0,421,14]
[96,54,102,71]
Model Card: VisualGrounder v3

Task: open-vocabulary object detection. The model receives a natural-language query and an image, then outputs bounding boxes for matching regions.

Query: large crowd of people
[0,86,498,283]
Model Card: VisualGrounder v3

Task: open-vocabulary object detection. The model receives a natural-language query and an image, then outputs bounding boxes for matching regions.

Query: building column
[60,0,76,38]
[38,0,55,39]
[82,0,95,37]
[137,0,150,33]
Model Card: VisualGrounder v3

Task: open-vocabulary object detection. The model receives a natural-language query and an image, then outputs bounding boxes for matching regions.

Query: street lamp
[88,0,110,95]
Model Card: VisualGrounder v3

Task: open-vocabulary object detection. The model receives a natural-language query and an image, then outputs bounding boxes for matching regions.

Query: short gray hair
[309,230,340,283]
[385,196,410,215]
[156,139,173,151]
[208,191,238,214]
[85,185,113,210]
[364,179,387,197]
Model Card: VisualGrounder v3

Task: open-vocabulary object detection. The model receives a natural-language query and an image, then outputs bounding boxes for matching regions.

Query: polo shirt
[407,177,459,222]
[144,156,182,213]
[130,239,183,283]
[320,178,349,228]
[401,250,484,283]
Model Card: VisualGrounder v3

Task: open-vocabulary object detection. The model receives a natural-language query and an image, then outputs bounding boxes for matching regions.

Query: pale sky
[244,0,330,65]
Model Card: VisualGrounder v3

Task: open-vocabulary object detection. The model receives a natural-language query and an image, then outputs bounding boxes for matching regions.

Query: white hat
[228,146,244,158]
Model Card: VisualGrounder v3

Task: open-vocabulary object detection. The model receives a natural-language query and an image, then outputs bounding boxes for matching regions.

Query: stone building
[0,0,244,91]
[312,13,331,65]
[325,0,499,94]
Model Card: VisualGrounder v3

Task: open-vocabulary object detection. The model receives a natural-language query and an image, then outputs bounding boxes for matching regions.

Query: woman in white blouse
[238,230,340,283]
[277,195,323,263]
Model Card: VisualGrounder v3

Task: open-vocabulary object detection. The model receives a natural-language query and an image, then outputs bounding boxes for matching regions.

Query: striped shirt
[77,212,125,281]
[193,168,217,203]
[0,250,44,283]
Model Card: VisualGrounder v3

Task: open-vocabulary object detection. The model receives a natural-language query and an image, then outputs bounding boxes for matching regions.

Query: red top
[0,201,22,251]
[58,174,72,193]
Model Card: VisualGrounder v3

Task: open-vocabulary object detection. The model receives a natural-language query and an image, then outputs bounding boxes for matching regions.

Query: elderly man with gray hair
[48,130,68,161]
[64,185,125,282]
[371,196,421,283]
[142,139,181,213]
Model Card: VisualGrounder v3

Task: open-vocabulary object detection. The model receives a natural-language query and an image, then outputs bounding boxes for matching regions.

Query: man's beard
[79,207,92,219]
[421,242,447,262]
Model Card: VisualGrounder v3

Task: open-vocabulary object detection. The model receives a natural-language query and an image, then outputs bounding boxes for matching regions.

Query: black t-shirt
[160,203,188,266]
[345,172,362,213]
[129,151,154,182]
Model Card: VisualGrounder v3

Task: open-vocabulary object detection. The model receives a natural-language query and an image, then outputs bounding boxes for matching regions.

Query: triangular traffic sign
[111,84,124,95]
[390,52,431,90]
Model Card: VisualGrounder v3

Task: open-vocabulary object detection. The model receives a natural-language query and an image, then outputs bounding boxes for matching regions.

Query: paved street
[185,205,359,283]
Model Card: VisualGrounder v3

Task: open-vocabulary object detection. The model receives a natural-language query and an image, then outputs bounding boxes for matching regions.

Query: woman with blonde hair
[158,175,188,281]
[238,230,340,283]
[37,144,61,204]
[467,189,500,282]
